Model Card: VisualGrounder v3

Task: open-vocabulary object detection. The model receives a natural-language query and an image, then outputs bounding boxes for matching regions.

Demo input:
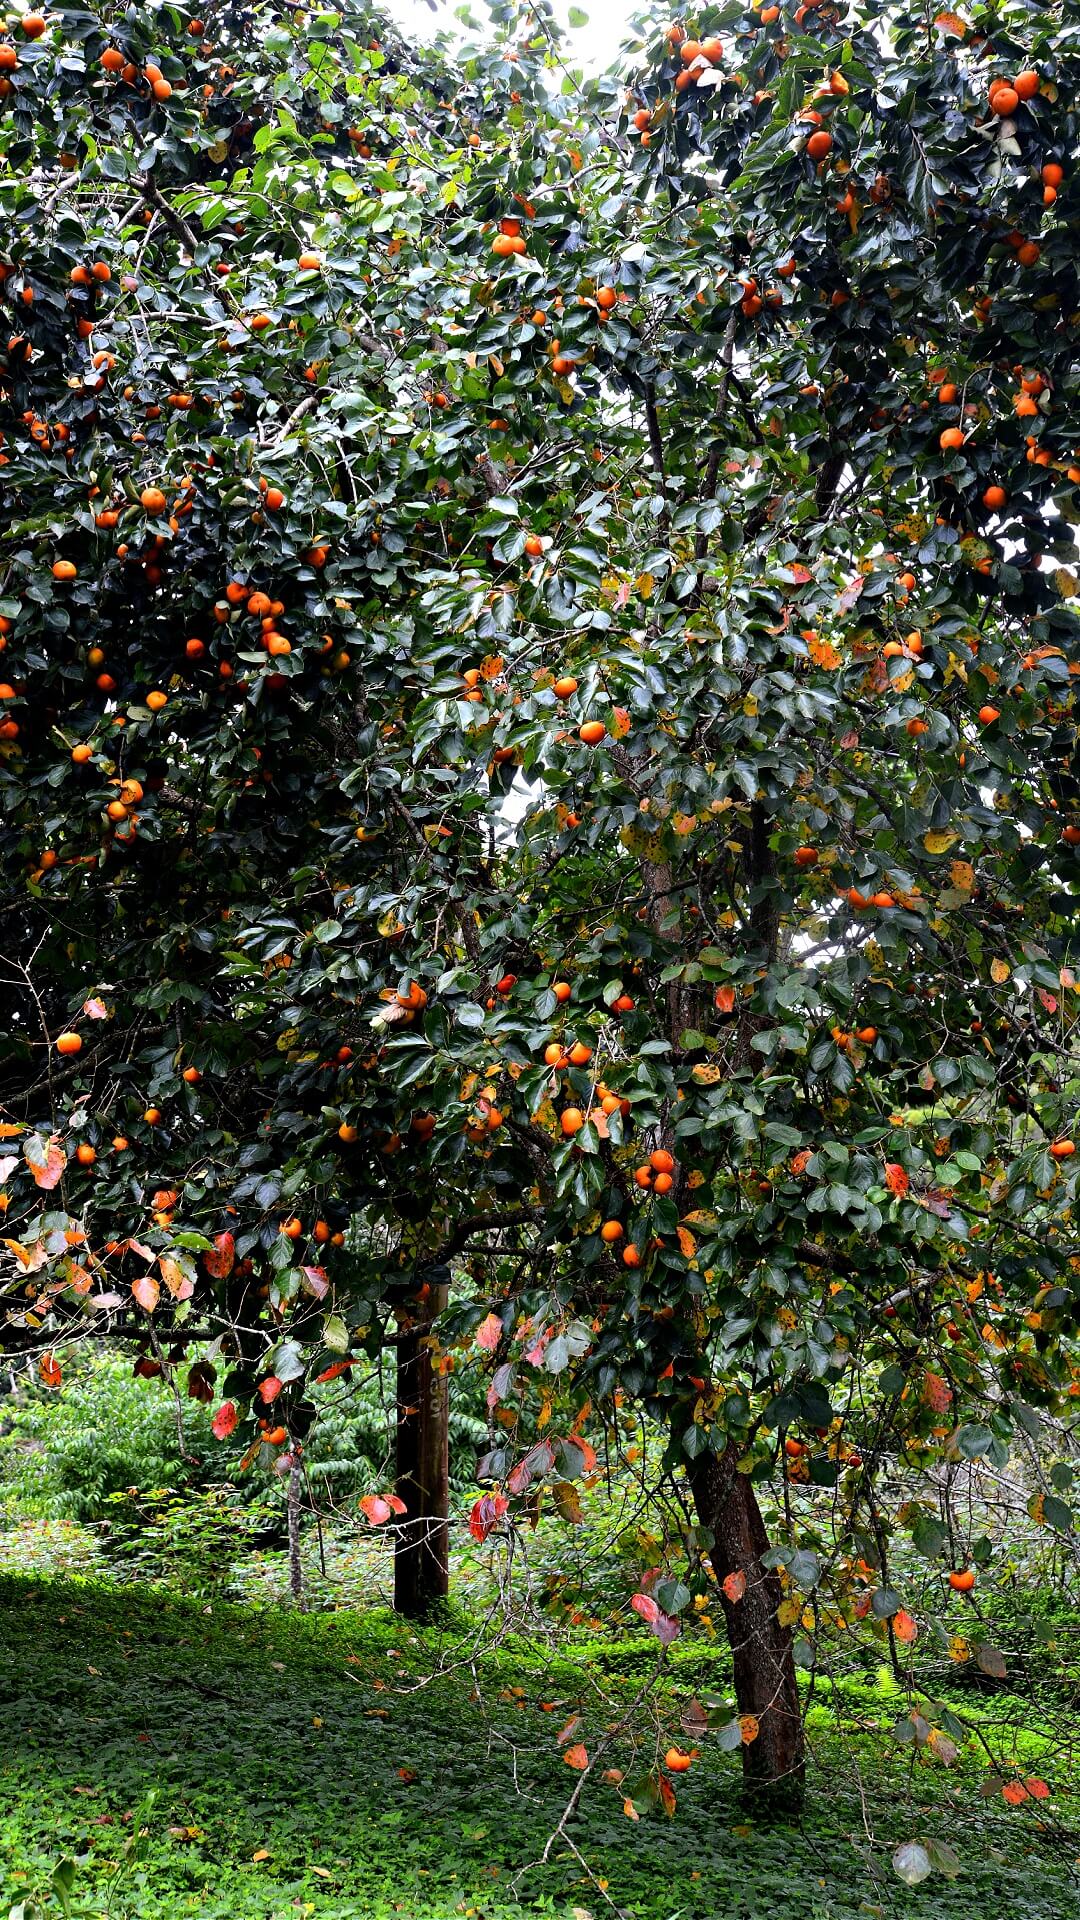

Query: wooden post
[287,1452,305,1610]
[394,1284,449,1618]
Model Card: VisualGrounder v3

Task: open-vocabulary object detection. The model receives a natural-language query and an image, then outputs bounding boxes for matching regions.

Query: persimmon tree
[2,0,1080,1822]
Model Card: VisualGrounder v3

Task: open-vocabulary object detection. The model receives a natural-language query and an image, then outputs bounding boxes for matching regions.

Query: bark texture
[394,1285,450,1618]
[689,1445,805,1809]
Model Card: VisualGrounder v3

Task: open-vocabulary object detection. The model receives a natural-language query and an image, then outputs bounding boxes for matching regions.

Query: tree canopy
[2,0,1079,1810]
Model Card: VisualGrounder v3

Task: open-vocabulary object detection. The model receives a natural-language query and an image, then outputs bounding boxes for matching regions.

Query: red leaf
[722,1570,747,1604]
[631,1592,660,1625]
[131,1272,160,1314]
[1025,1777,1051,1799]
[82,997,109,1020]
[24,1134,66,1191]
[359,1494,392,1524]
[258,1375,283,1404]
[562,1743,588,1772]
[212,1401,238,1440]
[38,1353,62,1390]
[714,984,736,1014]
[469,1493,508,1542]
[301,1264,329,1299]
[475,1311,503,1352]
[507,1440,554,1496]
[315,1359,353,1384]
[884,1162,910,1197]
[202,1231,235,1279]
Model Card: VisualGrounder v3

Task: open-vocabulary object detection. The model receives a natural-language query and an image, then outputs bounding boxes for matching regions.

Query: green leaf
[892,1841,932,1886]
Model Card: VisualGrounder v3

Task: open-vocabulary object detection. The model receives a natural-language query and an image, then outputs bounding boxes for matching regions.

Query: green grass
[1,1574,1078,1920]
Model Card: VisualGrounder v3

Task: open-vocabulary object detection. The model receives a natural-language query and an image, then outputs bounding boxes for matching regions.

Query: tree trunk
[394,1285,449,1618]
[688,1445,805,1810]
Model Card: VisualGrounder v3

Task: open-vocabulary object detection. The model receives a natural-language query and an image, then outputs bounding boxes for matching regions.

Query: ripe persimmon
[600,1219,624,1243]
[561,1107,584,1135]
[948,1568,976,1592]
[55,1030,82,1055]
[806,130,833,160]
[578,720,606,745]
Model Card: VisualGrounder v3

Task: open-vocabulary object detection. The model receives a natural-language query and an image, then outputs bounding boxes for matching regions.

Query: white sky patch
[385,0,639,70]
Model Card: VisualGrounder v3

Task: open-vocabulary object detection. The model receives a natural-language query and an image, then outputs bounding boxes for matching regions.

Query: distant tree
[2,0,1079,1811]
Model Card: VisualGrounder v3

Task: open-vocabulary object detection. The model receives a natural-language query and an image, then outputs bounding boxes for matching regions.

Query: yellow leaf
[990,957,1011,984]
[948,860,975,896]
[677,1226,697,1259]
[252,1849,271,1862]
[691,1063,723,1085]
[1053,569,1078,600]
[923,829,958,855]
